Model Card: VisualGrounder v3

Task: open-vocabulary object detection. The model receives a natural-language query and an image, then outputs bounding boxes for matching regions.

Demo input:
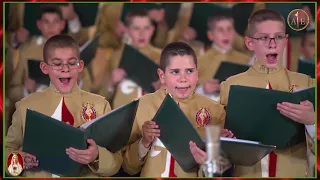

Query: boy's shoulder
[17,88,108,109]
[19,36,44,52]
[79,89,108,103]
[193,92,221,106]
[145,44,162,56]
[223,70,267,88]
[231,49,251,59]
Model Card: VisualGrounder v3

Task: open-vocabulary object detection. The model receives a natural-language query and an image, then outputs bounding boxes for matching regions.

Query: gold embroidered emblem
[81,103,96,122]
[289,85,299,92]
[195,108,211,128]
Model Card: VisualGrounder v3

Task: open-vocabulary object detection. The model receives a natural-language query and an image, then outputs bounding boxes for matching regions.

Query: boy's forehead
[41,13,61,20]
[166,55,196,68]
[254,21,285,34]
[47,48,79,60]
[130,16,152,26]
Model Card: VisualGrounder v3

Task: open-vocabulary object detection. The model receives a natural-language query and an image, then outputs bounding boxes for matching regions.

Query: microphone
[203,125,222,177]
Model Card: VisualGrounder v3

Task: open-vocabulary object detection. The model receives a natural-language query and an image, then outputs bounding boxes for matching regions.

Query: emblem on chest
[81,103,96,122]
[289,85,299,92]
[195,108,211,128]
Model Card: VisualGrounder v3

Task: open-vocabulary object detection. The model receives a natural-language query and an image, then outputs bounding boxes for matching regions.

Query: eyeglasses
[250,35,287,46]
[47,62,80,70]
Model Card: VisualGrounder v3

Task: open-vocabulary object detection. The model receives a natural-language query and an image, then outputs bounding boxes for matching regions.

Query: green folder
[213,61,250,82]
[225,85,315,150]
[80,34,100,67]
[28,59,50,86]
[153,94,276,172]
[118,44,160,93]
[22,100,139,177]
[297,59,315,78]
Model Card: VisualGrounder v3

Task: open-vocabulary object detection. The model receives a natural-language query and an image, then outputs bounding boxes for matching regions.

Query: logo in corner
[7,152,24,176]
[196,108,211,128]
[287,9,310,31]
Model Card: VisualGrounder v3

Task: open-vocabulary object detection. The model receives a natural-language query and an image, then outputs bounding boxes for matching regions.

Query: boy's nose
[269,39,277,48]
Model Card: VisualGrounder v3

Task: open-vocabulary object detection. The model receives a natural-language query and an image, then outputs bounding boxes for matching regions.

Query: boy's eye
[259,37,268,41]
[53,63,62,67]
[171,70,179,74]
[187,69,194,74]
[276,35,285,40]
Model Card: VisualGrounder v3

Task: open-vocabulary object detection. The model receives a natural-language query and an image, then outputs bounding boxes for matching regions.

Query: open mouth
[175,86,191,94]
[59,78,71,85]
[138,39,146,44]
[222,39,230,45]
[266,53,278,64]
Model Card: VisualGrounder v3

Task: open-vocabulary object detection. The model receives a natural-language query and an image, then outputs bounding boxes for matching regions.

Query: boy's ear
[77,60,84,73]
[157,68,165,85]
[244,36,254,51]
[207,30,214,42]
[40,62,49,74]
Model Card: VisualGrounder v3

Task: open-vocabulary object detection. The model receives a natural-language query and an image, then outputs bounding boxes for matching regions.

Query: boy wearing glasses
[197,12,251,98]
[8,4,91,105]
[5,35,122,177]
[217,9,314,177]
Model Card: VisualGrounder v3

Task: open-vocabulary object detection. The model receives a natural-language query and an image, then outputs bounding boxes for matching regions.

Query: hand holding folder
[225,85,315,149]
[22,100,139,176]
[119,44,160,93]
[153,94,275,172]
[80,34,100,67]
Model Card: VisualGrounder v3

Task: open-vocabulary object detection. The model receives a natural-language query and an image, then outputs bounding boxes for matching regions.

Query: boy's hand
[17,150,39,169]
[15,28,30,44]
[221,129,236,138]
[148,8,165,23]
[141,121,160,148]
[66,139,99,164]
[24,77,37,93]
[109,68,127,87]
[277,100,314,125]
[189,141,207,165]
[203,79,220,94]
[182,27,197,42]
[60,4,78,21]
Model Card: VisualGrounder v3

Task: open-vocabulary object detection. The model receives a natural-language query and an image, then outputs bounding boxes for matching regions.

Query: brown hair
[43,34,80,62]
[125,7,150,26]
[247,9,286,37]
[207,12,234,30]
[160,42,197,72]
[37,4,63,20]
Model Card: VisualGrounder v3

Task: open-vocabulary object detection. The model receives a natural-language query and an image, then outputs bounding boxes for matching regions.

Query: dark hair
[247,9,285,37]
[160,42,197,71]
[43,34,79,62]
[301,29,315,47]
[37,4,63,20]
[207,12,234,30]
[124,7,150,26]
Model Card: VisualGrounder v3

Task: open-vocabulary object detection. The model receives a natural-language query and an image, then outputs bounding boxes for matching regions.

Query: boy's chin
[52,80,76,93]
